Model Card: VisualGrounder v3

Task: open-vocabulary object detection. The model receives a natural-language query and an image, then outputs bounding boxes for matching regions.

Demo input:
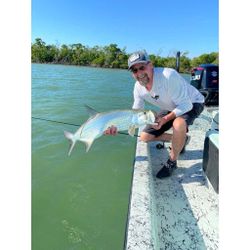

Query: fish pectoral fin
[81,139,94,152]
[128,126,136,137]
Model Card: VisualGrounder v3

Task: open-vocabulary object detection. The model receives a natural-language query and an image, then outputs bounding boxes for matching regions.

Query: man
[105,50,204,178]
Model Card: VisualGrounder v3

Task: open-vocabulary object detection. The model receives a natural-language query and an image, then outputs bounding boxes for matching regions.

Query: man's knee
[172,117,187,132]
[140,132,155,142]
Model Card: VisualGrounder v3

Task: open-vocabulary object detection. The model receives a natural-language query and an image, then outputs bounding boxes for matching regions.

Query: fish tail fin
[64,131,76,156]
[81,139,94,152]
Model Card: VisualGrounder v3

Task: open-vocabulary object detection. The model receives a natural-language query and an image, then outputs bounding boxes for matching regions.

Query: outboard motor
[190,64,219,106]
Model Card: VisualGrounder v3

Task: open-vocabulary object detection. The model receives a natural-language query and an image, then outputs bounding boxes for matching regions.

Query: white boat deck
[125,107,219,250]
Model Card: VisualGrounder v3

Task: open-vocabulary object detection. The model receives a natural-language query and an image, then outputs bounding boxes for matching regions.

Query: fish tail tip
[67,141,76,156]
[64,131,76,156]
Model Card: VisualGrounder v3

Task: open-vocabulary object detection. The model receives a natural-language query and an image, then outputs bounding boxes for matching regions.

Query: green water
[32,64,137,250]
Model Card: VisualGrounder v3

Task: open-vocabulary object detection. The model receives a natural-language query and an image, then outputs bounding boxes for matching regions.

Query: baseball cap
[128,50,150,69]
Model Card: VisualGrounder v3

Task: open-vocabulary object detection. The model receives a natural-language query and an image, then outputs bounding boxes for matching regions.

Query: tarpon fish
[64,105,156,156]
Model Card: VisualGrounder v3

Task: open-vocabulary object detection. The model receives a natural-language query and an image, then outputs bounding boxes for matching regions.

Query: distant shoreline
[32,38,218,74]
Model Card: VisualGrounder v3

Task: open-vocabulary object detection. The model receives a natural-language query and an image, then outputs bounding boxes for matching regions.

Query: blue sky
[32,0,218,59]
[32,0,218,58]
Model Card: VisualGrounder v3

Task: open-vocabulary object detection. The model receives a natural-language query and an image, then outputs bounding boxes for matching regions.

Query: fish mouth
[148,110,157,124]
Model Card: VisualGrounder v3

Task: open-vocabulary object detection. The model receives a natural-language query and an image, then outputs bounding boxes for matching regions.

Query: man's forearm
[163,111,176,123]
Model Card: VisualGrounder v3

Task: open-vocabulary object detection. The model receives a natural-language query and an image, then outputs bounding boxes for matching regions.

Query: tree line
[32,38,218,73]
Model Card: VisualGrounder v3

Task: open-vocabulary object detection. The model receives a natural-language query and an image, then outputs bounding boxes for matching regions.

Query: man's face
[130,62,153,87]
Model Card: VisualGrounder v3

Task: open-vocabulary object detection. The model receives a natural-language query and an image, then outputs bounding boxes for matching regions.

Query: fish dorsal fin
[84,104,99,117]
[128,125,136,137]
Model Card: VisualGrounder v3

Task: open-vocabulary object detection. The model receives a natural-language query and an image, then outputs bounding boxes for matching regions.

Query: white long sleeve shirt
[132,68,204,117]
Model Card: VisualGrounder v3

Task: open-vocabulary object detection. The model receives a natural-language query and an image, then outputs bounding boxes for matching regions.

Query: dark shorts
[143,103,204,137]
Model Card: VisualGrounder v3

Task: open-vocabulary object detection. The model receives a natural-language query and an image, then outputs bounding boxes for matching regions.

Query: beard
[137,74,150,87]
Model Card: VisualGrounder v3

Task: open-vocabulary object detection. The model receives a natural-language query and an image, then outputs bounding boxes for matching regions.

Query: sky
[32,0,218,58]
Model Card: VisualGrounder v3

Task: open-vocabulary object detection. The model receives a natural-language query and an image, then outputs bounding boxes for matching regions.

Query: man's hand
[152,117,167,130]
[104,125,118,135]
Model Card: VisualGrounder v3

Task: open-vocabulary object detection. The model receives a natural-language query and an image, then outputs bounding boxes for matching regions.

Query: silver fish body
[64,109,156,155]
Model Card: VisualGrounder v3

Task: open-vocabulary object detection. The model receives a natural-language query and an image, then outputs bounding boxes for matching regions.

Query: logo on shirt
[151,95,159,100]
